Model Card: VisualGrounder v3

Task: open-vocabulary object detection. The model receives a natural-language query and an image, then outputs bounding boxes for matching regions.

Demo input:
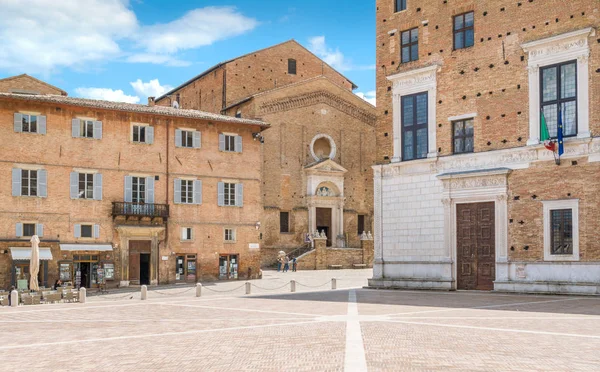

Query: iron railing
[112,202,169,219]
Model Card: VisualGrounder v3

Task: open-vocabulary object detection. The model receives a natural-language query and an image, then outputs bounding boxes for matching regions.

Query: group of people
[277,255,297,272]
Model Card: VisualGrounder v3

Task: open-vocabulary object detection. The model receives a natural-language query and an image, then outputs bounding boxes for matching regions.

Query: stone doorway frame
[116,226,165,287]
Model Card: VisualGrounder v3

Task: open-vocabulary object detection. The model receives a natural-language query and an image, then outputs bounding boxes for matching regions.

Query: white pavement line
[0,319,326,350]
[158,302,319,317]
[0,318,303,324]
[382,297,585,317]
[344,290,368,372]
[392,316,600,320]
[384,319,600,340]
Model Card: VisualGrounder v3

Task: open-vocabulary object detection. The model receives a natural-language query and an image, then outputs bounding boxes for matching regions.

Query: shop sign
[161,256,169,261]
[248,243,260,249]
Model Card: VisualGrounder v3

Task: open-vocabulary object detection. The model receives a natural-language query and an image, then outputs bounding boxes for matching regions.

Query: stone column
[372,166,384,279]
[150,234,159,285]
[119,234,130,288]
[314,237,327,270]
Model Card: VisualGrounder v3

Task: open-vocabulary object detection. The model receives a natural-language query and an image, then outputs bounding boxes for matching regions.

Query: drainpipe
[164,118,171,285]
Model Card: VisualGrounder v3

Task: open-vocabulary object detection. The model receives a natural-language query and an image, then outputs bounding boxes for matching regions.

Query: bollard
[196,283,202,297]
[79,287,86,304]
[141,285,147,300]
[290,280,296,293]
[10,290,18,307]
[331,278,337,290]
[245,282,251,295]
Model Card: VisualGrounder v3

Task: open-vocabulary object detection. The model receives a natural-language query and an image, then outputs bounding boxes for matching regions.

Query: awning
[60,244,113,252]
[10,247,53,261]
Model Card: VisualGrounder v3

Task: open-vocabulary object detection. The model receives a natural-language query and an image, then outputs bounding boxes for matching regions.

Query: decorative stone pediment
[522,27,594,67]
[387,64,440,95]
[437,168,511,199]
[305,158,348,174]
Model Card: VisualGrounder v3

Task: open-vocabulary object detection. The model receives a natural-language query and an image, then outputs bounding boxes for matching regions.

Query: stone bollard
[196,283,202,297]
[245,282,251,295]
[331,278,337,290]
[141,285,147,300]
[290,280,296,293]
[79,287,86,304]
[10,290,18,307]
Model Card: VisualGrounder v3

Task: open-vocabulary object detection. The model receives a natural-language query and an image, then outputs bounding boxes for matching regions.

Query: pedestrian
[277,257,282,272]
[53,279,62,290]
[8,286,15,306]
[283,256,290,272]
[292,258,297,272]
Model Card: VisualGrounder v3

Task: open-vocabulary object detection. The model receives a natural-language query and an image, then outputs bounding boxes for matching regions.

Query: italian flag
[540,110,556,152]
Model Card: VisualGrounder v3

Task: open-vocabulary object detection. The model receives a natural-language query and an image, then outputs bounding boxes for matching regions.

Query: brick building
[0,79,267,290]
[370,0,599,293]
[156,40,377,267]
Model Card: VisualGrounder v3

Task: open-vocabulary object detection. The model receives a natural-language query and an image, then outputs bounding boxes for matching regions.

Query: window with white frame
[14,113,43,133]
[16,222,43,238]
[224,183,235,206]
[74,224,99,239]
[80,120,94,138]
[132,124,153,144]
[218,182,243,207]
[13,168,47,197]
[540,61,577,138]
[224,228,235,242]
[181,180,194,204]
[132,177,146,203]
[174,179,202,205]
[542,199,579,261]
[180,130,194,148]
[181,227,193,241]
[71,172,102,200]
[224,135,235,152]
[21,169,37,196]
[219,133,242,153]
[78,173,94,199]
[72,118,102,139]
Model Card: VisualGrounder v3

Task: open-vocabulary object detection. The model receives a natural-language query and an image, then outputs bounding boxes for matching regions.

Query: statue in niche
[320,230,327,238]
[316,186,334,197]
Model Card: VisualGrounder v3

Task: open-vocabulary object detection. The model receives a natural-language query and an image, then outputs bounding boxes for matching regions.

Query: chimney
[148,97,155,107]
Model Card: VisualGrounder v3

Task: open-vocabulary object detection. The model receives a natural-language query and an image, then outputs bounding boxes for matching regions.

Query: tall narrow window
[453,119,474,154]
[453,12,474,50]
[80,120,95,138]
[180,130,194,147]
[78,173,94,199]
[21,170,38,196]
[180,180,194,204]
[280,212,290,233]
[132,125,146,143]
[224,228,235,242]
[395,0,406,12]
[401,28,418,63]
[541,61,577,138]
[224,135,236,152]
[21,114,38,133]
[131,177,146,203]
[357,215,365,235]
[223,183,236,206]
[288,59,297,75]
[401,92,428,161]
[551,209,573,255]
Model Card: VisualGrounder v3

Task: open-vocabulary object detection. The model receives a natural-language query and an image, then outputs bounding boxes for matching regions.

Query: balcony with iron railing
[111,202,169,221]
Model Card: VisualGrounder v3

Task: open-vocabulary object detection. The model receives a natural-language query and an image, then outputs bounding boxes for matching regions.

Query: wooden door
[456,202,495,290]
[128,240,151,283]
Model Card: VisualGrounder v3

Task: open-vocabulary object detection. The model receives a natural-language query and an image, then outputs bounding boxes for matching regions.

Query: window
[78,173,94,199]
[23,223,36,237]
[540,61,577,138]
[218,182,242,207]
[401,92,428,160]
[81,225,93,238]
[180,130,194,148]
[14,113,46,134]
[224,135,236,152]
[131,177,146,203]
[453,12,474,50]
[235,110,242,118]
[180,180,194,204]
[224,228,235,242]
[551,209,573,255]
[219,134,242,153]
[395,0,406,12]
[401,28,418,63]
[280,212,290,233]
[72,119,101,139]
[288,59,297,75]
[543,199,579,261]
[22,114,37,133]
[181,227,193,241]
[21,169,37,196]
[80,120,95,138]
[224,183,236,206]
[133,125,146,143]
[357,215,365,235]
[453,119,474,154]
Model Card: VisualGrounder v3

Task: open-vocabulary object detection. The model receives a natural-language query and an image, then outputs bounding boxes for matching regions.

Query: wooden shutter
[70,172,79,199]
[235,183,244,207]
[74,224,81,238]
[93,121,103,139]
[12,168,21,196]
[217,182,225,206]
[14,113,23,132]
[174,179,182,204]
[146,176,155,203]
[219,134,225,151]
[37,169,47,197]
[94,173,103,201]
[193,131,201,148]
[175,129,182,147]
[146,126,154,144]
[72,119,81,137]
[15,223,23,237]
[94,224,100,239]
[193,180,202,205]
[38,116,46,134]
[124,176,133,202]
[181,228,187,240]
[235,135,243,153]
[37,224,44,237]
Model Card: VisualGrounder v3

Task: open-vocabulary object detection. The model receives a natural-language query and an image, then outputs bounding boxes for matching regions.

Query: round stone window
[310,134,336,161]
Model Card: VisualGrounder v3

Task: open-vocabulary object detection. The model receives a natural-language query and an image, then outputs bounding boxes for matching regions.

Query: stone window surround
[522,27,595,145]
[310,134,337,162]
[181,227,193,242]
[542,199,579,262]
[387,64,439,163]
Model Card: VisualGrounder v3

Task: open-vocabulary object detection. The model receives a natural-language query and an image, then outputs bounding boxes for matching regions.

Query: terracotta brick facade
[0,74,67,96]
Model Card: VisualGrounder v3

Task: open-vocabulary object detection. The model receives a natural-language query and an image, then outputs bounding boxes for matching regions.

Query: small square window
[235,110,242,118]
[80,225,93,238]
[453,12,475,50]
[23,223,36,237]
[21,114,38,133]
[452,119,474,154]
[182,227,193,241]
[395,0,406,12]
[80,120,94,138]
[132,125,146,143]
[180,130,194,147]
[224,228,235,242]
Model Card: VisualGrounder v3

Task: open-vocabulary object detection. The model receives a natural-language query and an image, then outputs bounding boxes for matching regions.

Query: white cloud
[355,91,376,106]
[0,2,258,73]
[130,79,173,99]
[308,36,375,73]
[75,87,140,104]
[136,6,258,54]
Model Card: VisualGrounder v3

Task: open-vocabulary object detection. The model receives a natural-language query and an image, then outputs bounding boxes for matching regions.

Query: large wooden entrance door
[129,240,151,285]
[456,202,495,290]
[316,207,332,246]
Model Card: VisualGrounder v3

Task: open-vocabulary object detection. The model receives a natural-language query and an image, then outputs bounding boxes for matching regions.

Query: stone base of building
[494,281,600,295]
[367,278,452,290]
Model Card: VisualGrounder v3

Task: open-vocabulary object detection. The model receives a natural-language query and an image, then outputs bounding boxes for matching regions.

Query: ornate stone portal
[115,226,165,287]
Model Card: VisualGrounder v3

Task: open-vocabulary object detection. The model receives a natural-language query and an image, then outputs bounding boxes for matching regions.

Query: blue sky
[0,0,376,105]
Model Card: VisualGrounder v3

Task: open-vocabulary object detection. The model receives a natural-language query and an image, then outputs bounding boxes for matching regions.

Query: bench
[352,264,367,268]
[328,265,343,269]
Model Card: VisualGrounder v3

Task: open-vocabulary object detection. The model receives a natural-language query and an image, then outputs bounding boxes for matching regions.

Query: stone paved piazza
[0,270,599,371]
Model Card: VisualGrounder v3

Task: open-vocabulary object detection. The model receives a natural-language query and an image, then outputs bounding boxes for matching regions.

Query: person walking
[292,258,297,272]
[283,256,290,272]
[277,257,282,272]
